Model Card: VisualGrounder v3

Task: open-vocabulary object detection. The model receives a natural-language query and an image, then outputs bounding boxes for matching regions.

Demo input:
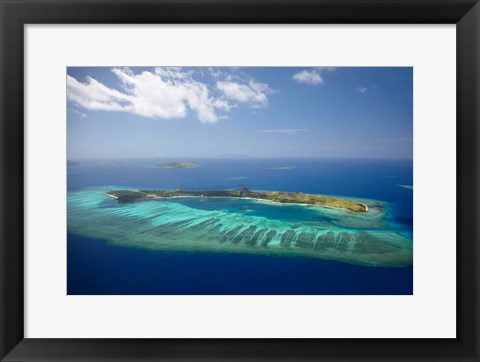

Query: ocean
[67,158,413,295]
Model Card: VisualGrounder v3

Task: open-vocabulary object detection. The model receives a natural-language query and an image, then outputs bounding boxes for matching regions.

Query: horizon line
[68,156,414,161]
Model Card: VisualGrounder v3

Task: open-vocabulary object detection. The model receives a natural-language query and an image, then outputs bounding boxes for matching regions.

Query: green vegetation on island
[150,161,199,169]
[105,188,368,213]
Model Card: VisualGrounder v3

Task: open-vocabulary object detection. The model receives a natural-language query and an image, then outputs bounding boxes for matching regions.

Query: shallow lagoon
[67,158,413,294]
[68,185,411,267]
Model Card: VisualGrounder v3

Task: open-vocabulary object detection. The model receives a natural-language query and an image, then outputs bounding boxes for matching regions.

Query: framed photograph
[66,65,414,296]
[1,0,478,361]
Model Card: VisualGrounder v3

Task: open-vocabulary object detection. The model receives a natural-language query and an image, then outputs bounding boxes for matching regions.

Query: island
[149,161,199,169]
[105,188,368,213]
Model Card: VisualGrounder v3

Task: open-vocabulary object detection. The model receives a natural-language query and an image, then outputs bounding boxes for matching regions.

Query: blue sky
[67,66,412,160]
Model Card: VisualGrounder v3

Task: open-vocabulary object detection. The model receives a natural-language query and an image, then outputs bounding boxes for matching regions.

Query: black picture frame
[1,0,479,361]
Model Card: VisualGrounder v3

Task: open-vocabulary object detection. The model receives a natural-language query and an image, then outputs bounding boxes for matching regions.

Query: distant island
[149,161,199,169]
[105,188,368,213]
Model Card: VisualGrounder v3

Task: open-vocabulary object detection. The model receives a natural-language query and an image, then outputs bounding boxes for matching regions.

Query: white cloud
[356,86,368,94]
[154,66,193,80]
[208,68,226,79]
[292,70,324,85]
[259,128,309,134]
[111,67,222,123]
[67,67,273,124]
[216,80,273,108]
[68,107,88,119]
[67,75,132,112]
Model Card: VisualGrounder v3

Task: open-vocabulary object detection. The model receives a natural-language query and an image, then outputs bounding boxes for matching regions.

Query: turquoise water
[67,159,413,294]
[68,187,412,267]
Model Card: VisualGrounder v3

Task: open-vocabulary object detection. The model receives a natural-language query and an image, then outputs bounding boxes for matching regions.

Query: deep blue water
[67,158,413,295]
